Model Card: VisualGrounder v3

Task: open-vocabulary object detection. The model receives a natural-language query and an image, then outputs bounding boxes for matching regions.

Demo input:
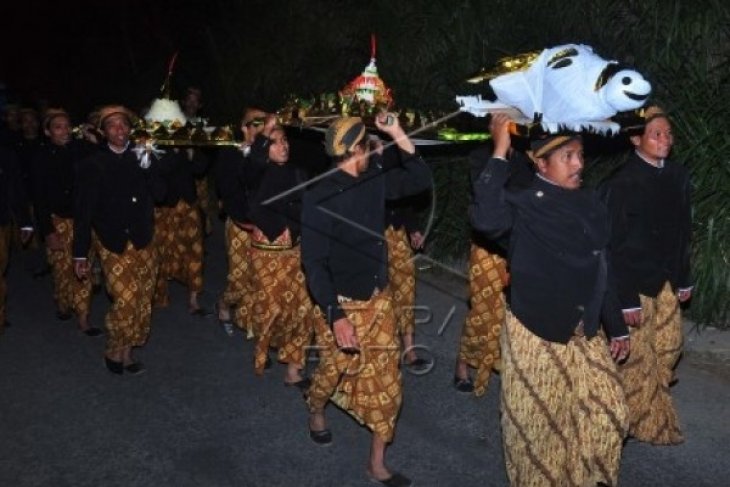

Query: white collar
[536,173,560,186]
[635,149,664,169]
[108,141,131,154]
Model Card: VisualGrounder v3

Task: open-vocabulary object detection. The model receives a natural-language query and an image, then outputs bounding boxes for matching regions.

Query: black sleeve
[601,248,630,338]
[599,181,641,310]
[249,135,273,170]
[30,151,53,236]
[469,156,514,240]
[301,190,346,326]
[384,149,432,200]
[215,149,249,222]
[7,151,31,228]
[147,152,170,203]
[72,157,99,258]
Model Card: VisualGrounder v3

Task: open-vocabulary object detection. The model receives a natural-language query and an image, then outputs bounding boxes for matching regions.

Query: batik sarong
[96,241,158,355]
[307,290,402,442]
[46,216,92,317]
[500,311,628,487]
[385,225,416,336]
[153,200,204,305]
[458,244,508,396]
[619,281,684,445]
[221,219,254,336]
[249,241,313,374]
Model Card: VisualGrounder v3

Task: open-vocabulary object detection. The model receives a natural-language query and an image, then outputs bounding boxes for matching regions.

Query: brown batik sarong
[458,244,508,396]
[195,177,214,235]
[307,290,403,443]
[385,226,416,336]
[0,225,10,331]
[619,281,684,445]
[46,216,93,317]
[153,200,204,305]
[500,311,627,487]
[96,241,158,355]
[249,242,313,374]
[221,219,254,336]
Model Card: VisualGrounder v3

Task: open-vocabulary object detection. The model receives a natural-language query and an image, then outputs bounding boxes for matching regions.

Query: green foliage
[198,0,729,327]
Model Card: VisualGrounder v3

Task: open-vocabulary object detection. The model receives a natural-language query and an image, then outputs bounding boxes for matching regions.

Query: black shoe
[404,357,431,373]
[104,356,124,375]
[124,362,146,375]
[32,265,52,279]
[453,376,474,393]
[368,472,412,487]
[82,327,104,337]
[56,310,73,321]
[190,307,213,317]
[309,428,332,446]
[285,377,312,390]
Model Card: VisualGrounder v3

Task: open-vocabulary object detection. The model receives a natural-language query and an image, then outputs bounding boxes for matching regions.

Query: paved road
[1,220,728,487]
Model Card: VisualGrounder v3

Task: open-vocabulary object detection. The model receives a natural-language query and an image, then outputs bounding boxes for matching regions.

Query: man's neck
[635,149,664,168]
[108,141,130,154]
[337,158,360,177]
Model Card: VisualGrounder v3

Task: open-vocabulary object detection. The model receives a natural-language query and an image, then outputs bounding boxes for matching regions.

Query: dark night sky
[1,1,220,118]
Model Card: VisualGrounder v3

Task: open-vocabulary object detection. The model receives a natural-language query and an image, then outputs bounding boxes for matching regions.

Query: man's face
[632,116,673,164]
[102,114,131,149]
[354,140,371,174]
[536,139,584,190]
[45,116,71,146]
[267,128,289,164]
[20,111,39,137]
[240,109,267,143]
[182,91,202,117]
[4,107,20,130]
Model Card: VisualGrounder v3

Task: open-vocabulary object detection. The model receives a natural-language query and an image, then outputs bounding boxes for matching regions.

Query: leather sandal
[368,472,413,487]
[309,428,332,446]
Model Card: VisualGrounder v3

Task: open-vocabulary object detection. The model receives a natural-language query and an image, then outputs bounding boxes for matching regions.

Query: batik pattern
[500,311,628,487]
[46,216,92,317]
[619,281,684,445]
[153,201,204,306]
[307,291,402,443]
[385,226,416,336]
[458,244,508,396]
[250,245,313,374]
[222,219,254,336]
[96,241,158,355]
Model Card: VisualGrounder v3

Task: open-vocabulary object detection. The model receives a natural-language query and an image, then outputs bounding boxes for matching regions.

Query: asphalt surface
[1,219,729,487]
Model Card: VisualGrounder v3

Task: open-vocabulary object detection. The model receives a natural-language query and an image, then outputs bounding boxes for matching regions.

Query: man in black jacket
[214,107,266,336]
[301,114,431,487]
[472,114,629,487]
[152,146,209,315]
[31,109,100,336]
[73,105,167,375]
[600,106,691,445]
[0,145,32,333]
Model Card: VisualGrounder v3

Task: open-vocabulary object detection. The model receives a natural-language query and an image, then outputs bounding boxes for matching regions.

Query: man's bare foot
[367,465,394,482]
[309,411,326,432]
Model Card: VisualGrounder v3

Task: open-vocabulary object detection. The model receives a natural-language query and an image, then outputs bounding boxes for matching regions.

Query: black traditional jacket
[600,152,692,308]
[31,139,95,236]
[302,147,432,325]
[471,156,627,343]
[73,143,167,257]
